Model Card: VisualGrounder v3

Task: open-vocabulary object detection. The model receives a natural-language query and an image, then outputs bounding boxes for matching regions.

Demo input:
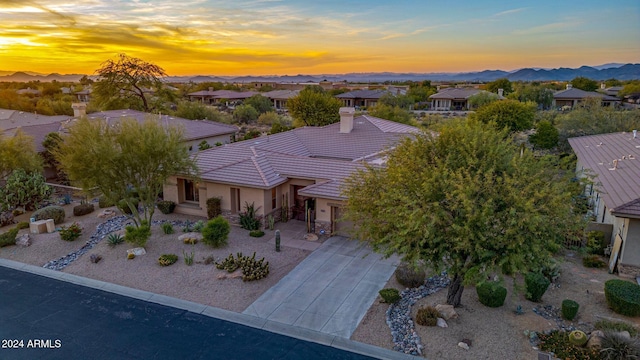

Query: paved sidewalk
[243,236,400,338]
[0,259,416,360]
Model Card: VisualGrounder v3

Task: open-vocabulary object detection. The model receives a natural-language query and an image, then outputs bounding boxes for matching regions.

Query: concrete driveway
[243,236,399,338]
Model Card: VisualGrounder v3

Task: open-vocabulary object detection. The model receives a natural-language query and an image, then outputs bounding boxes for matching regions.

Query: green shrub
[239,202,261,230]
[161,222,174,234]
[379,288,401,304]
[98,196,116,208]
[599,330,640,360]
[249,230,265,237]
[73,203,95,216]
[124,222,151,247]
[117,198,139,215]
[568,330,588,346]
[562,299,579,320]
[59,222,82,241]
[395,262,426,288]
[525,272,551,302]
[32,205,65,224]
[16,221,29,230]
[106,233,124,247]
[202,216,230,248]
[415,306,440,326]
[183,250,194,266]
[476,281,507,308]
[538,330,599,360]
[192,220,205,232]
[586,230,606,255]
[595,320,639,338]
[206,197,221,219]
[158,254,178,266]
[0,228,19,247]
[582,254,606,268]
[156,200,176,215]
[0,169,52,211]
[604,279,640,316]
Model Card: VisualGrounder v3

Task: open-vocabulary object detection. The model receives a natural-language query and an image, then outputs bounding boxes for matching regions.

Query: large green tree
[473,99,536,131]
[368,104,414,124]
[0,129,42,179]
[244,94,273,114]
[570,77,598,92]
[344,119,584,306]
[55,117,198,227]
[287,86,341,126]
[93,54,175,112]
[485,78,513,95]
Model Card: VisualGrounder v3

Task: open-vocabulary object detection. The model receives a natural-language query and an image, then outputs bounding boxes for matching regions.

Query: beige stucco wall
[620,218,640,266]
[203,182,266,215]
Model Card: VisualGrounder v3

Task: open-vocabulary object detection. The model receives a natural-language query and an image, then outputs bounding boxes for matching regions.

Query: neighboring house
[16,88,41,96]
[428,88,504,110]
[187,89,258,105]
[553,85,620,109]
[163,108,418,235]
[569,131,640,277]
[603,86,624,97]
[261,90,300,110]
[78,109,238,153]
[335,89,396,108]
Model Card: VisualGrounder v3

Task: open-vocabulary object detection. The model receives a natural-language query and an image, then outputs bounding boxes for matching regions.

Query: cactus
[267,215,275,230]
[158,254,178,266]
[568,330,588,346]
[275,230,281,252]
[215,251,269,281]
[562,299,579,320]
[127,253,135,260]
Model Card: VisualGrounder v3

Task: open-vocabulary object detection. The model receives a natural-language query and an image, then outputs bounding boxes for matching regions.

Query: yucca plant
[107,233,124,247]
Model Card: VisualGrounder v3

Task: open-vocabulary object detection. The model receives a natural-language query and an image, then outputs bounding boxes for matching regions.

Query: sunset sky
[0,0,639,76]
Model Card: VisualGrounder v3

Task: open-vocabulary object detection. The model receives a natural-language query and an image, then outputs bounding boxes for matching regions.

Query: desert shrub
[538,258,561,283]
[568,330,588,346]
[106,233,124,247]
[595,320,639,338]
[379,288,401,304]
[395,262,426,288]
[32,205,65,224]
[73,203,94,216]
[124,222,151,247]
[117,198,139,215]
[538,330,599,360]
[476,281,507,308]
[604,279,640,316]
[16,221,29,230]
[586,230,606,255]
[415,306,440,326]
[206,197,221,219]
[156,200,176,215]
[599,330,640,360]
[183,250,194,266]
[215,252,269,281]
[98,196,116,208]
[562,299,580,321]
[158,254,178,266]
[161,222,174,234]
[181,221,193,233]
[249,230,265,238]
[239,202,261,230]
[582,254,606,268]
[0,228,19,247]
[59,222,82,241]
[192,220,205,232]
[525,272,551,302]
[0,169,52,211]
[202,216,230,248]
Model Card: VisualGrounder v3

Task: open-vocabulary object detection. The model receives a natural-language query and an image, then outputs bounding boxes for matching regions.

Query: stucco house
[335,89,399,108]
[569,130,640,277]
[187,89,259,105]
[553,85,620,109]
[163,107,418,235]
[428,88,504,110]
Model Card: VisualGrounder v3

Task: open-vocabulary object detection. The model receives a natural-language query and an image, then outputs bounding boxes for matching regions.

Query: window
[271,188,277,210]
[184,180,199,202]
[230,188,240,214]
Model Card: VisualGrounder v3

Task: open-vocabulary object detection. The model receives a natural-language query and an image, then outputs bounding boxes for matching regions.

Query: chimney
[498,88,504,97]
[339,107,355,134]
[208,87,213,92]
[566,84,572,90]
[601,83,606,90]
[72,102,87,117]
[633,129,637,139]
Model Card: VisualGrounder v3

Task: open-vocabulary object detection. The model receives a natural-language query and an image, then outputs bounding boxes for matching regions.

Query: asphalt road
[0,266,376,360]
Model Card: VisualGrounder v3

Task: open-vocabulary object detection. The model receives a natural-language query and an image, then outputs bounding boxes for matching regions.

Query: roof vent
[633,129,637,138]
[609,159,618,170]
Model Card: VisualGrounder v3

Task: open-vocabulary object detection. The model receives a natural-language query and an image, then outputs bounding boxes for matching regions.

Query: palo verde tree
[0,129,42,180]
[473,99,536,132]
[93,53,175,112]
[287,86,341,127]
[55,117,198,228]
[344,119,584,307]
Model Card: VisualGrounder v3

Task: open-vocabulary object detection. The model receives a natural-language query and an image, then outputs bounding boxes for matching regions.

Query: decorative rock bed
[386,274,450,355]
[43,217,188,271]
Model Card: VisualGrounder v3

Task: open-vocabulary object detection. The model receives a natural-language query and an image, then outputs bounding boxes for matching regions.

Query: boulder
[0,211,14,227]
[619,331,631,339]
[303,233,319,241]
[126,247,146,256]
[457,342,469,350]
[436,318,448,328]
[586,330,604,349]
[436,304,459,320]
[16,233,32,247]
[97,209,116,218]
[179,232,203,244]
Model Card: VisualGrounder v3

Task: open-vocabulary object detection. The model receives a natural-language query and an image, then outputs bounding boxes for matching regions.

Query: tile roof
[553,88,620,101]
[335,89,390,99]
[194,113,417,198]
[612,199,640,219]
[187,90,259,99]
[0,108,71,130]
[428,88,482,100]
[261,90,300,100]
[569,132,640,218]
[3,121,63,153]
[85,109,237,141]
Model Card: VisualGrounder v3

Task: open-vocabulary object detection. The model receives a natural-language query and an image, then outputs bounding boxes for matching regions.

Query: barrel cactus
[568,330,588,346]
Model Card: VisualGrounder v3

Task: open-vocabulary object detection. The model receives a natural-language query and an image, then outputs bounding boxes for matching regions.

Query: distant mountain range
[1,63,638,83]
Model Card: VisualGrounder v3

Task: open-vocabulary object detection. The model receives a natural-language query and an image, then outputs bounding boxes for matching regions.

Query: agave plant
[107,233,124,247]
